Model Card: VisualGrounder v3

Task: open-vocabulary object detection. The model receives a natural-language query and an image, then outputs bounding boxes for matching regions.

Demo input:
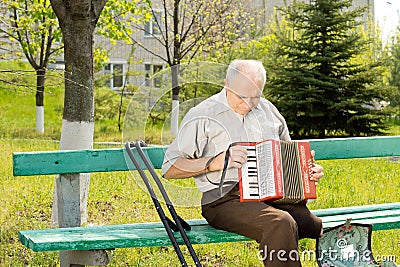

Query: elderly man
[162,59,323,266]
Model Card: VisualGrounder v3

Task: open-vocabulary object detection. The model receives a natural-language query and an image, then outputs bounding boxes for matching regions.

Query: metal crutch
[125,141,188,267]
[125,141,202,267]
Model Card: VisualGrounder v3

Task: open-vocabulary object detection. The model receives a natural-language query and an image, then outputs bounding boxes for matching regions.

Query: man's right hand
[208,145,248,171]
[163,145,248,179]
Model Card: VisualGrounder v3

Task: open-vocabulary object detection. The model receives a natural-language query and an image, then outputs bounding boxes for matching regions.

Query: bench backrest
[13,136,400,176]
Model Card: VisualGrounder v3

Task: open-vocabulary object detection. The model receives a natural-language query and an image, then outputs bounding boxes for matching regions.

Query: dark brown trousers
[201,185,322,267]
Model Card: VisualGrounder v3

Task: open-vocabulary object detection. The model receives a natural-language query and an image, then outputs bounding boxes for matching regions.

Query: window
[144,11,162,37]
[145,63,163,87]
[145,64,151,86]
[104,63,124,89]
[113,64,123,88]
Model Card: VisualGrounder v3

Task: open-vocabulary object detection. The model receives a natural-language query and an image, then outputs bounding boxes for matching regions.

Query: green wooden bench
[13,136,400,265]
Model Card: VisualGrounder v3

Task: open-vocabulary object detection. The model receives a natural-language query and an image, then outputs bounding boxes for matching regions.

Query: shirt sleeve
[279,117,291,141]
[268,101,291,141]
[162,108,209,176]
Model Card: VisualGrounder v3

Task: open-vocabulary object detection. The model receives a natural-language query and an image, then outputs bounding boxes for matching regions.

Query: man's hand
[311,150,324,185]
[208,145,248,171]
[227,146,248,168]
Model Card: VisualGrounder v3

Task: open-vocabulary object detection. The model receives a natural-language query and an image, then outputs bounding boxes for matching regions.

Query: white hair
[225,59,266,87]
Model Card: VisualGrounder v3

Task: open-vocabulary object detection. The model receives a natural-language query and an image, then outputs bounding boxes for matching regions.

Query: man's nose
[248,98,259,108]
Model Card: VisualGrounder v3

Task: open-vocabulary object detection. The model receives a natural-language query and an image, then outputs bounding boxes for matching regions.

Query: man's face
[225,75,263,115]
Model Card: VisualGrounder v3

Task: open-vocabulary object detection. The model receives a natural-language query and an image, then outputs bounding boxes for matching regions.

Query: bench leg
[60,250,111,267]
[52,173,90,226]
[56,174,110,266]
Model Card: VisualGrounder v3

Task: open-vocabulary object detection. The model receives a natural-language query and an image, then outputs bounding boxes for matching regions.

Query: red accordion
[237,140,317,204]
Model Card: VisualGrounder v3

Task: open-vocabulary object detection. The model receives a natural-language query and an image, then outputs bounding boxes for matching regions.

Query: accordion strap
[204,144,236,196]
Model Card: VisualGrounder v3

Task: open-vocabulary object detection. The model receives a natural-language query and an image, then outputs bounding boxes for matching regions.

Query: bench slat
[312,202,400,216]
[322,216,400,231]
[12,136,400,176]
[13,146,167,176]
[19,204,400,252]
[18,221,251,252]
[308,136,400,160]
[320,208,400,221]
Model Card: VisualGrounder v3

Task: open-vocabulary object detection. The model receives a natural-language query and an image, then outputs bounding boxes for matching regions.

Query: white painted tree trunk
[51,119,94,226]
[36,106,45,134]
[49,0,108,263]
[170,100,179,136]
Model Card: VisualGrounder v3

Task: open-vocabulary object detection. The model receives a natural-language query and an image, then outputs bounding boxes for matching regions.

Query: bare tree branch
[162,0,172,64]
[150,7,168,47]
[179,0,188,36]
[12,7,38,69]
[49,45,64,56]
[0,28,17,40]
[44,25,54,67]
[39,5,47,67]
[129,23,171,55]
[127,0,252,69]
[180,1,203,45]
[179,4,224,59]
[127,33,168,63]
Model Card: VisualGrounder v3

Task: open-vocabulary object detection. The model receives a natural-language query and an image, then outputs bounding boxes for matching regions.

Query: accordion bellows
[237,140,317,204]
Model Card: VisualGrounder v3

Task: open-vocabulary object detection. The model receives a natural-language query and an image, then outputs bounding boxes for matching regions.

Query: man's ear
[224,79,229,88]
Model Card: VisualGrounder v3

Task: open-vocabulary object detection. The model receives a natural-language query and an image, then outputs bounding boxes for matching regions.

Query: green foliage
[97,0,152,44]
[95,87,125,121]
[0,0,63,65]
[265,0,392,138]
[94,86,136,134]
[144,82,222,129]
[387,32,400,106]
[93,47,110,73]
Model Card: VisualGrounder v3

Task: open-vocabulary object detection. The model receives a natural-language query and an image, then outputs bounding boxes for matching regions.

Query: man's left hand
[311,150,324,185]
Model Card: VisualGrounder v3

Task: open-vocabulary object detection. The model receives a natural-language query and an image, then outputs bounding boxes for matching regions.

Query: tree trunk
[171,64,180,135]
[51,0,97,228]
[50,0,107,266]
[170,0,181,135]
[35,68,46,134]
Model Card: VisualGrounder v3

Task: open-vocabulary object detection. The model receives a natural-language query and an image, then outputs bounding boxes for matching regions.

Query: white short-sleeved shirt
[162,88,291,193]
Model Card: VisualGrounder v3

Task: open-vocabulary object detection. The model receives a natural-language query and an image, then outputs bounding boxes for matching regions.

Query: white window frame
[104,62,125,89]
[144,11,162,38]
[144,63,163,88]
